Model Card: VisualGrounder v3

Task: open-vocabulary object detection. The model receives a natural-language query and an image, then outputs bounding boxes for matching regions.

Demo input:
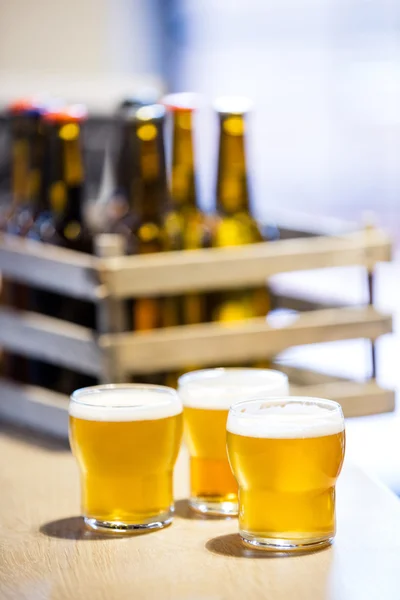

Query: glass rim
[178,367,288,388]
[70,383,178,409]
[229,396,343,418]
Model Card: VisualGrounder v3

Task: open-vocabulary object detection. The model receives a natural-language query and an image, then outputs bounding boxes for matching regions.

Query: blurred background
[0,0,399,490]
[1,0,400,226]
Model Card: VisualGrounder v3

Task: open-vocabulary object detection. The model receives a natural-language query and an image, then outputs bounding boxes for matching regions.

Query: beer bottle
[5,98,45,233]
[31,105,96,393]
[130,104,175,332]
[211,96,270,323]
[105,89,161,234]
[127,104,180,385]
[163,92,210,325]
[116,89,161,191]
[1,98,47,382]
[102,104,177,384]
[41,105,92,255]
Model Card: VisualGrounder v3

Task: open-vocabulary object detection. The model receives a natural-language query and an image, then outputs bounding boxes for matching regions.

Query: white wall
[0,0,164,111]
[173,0,400,227]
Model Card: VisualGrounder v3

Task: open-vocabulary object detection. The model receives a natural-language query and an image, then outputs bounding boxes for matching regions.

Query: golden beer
[227,397,345,551]
[178,368,289,516]
[69,384,183,532]
[184,406,238,510]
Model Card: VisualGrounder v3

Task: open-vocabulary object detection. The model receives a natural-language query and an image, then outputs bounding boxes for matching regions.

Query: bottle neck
[30,119,46,215]
[49,123,85,229]
[171,111,197,210]
[10,114,43,209]
[216,114,250,215]
[135,120,168,224]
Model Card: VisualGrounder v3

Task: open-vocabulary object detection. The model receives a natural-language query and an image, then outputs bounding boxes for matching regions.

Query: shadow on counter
[40,517,168,541]
[40,517,112,541]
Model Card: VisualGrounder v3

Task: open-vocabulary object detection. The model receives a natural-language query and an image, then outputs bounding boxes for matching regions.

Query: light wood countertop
[0,425,399,600]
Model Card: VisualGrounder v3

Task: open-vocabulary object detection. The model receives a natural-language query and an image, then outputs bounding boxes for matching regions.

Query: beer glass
[178,368,289,516]
[227,397,345,551]
[69,384,183,532]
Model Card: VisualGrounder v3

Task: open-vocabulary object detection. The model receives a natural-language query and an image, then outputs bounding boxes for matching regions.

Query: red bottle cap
[8,97,48,116]
[162,92,200,112]
[44,104,88,123]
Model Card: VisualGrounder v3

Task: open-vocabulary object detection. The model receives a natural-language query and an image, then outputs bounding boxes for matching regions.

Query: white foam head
[178,368,289,410]
[227,397,345,439]
[69,384,182,422]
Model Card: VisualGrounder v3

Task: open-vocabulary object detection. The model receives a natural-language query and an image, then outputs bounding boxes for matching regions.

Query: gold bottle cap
[44,103,88,123]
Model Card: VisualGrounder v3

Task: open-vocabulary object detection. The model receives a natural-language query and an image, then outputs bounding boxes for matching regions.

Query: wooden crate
[0,220,394,438]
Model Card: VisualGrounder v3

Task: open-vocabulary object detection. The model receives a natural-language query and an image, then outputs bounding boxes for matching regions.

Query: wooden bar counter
[0,425,399,600]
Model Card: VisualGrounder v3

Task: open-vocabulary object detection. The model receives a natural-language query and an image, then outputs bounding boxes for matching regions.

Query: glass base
[241,531,333,553]
[189,497,238,517]
[84,509,173,534]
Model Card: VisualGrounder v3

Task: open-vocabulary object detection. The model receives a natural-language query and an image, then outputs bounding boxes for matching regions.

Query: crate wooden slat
[276,365,349,385]
[0,307,101,376]
[290,379,395,417]
[0,304,390,380]
[0,233,99,300]
[277,364,395,416]
[0,378,68,438]
[265,208,358,239]
[0,229,391,299]
[272,293,348,312]
[0,374,392,440]
[99,307,392,375]
[98,229,392,298]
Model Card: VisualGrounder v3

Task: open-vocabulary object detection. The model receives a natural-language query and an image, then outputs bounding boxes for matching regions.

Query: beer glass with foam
[178,368,289,516]
[69,384,183,532]
[227,397,345,551]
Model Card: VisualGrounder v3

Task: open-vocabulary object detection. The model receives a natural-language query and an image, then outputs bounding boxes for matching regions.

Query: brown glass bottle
[163,93,210,326]
[105,90,161,234]
[131,104,176,331]
[115,90,160,193]
[30,105,96,393]
[211,97,271,325]
[122,105,179,384]
[5,99,45,231]
[1,98,47,382]
[42,107,93,255]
